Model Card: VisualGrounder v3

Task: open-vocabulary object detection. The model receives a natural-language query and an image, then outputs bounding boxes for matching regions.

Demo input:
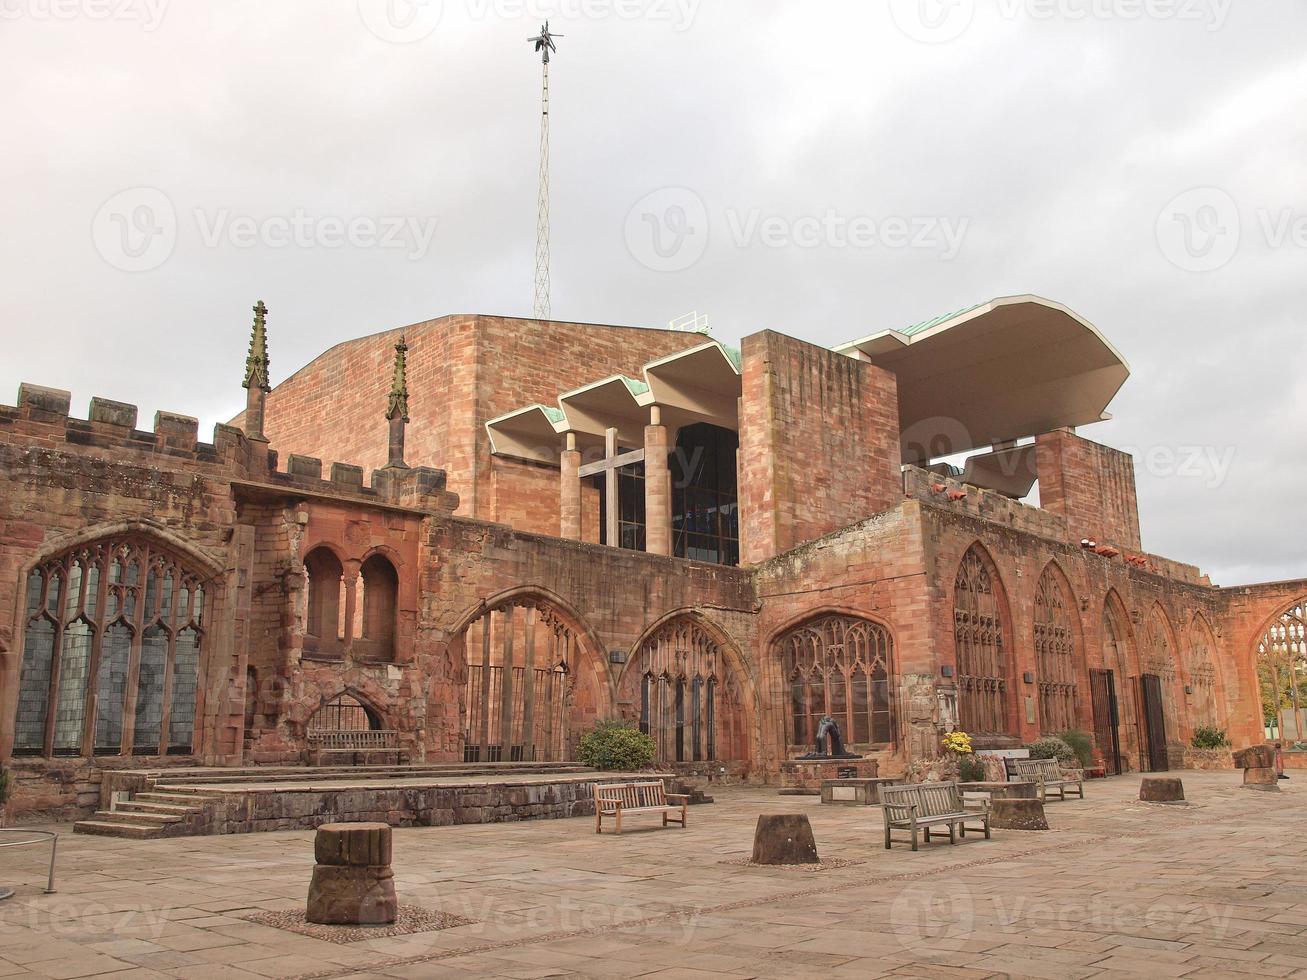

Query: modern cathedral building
[2,295,1304,822]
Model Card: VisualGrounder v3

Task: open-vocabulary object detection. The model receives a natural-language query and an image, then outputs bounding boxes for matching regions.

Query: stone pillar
[307,823,397,925]
[386,414,407,469]
[560,432,581,540]
[244,383,267,444]
[644,406,671,556]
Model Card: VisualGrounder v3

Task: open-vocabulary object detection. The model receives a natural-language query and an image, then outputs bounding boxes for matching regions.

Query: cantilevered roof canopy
[836,295,1130,465]
[557,375,650,449]
[484,404,566,464]
[641,342,742,431]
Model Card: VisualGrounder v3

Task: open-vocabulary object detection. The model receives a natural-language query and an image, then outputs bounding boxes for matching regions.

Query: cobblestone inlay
[244,905,473,944]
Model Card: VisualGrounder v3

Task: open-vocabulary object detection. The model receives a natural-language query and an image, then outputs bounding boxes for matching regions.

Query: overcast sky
[2,0,1304,586]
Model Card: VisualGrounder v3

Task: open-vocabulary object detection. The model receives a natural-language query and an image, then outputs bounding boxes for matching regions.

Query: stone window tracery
[14,537,207,758]
[954,547,1010,736]
[779,615,893,749]
[634,619,728,763]
[1257,599,1307,743]
[1034,567,1079,734]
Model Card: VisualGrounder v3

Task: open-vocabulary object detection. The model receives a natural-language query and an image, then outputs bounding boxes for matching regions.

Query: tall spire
[527,22,562,320]
[386,336,410,423]
[385,336,410,469]
[243,300,271,392]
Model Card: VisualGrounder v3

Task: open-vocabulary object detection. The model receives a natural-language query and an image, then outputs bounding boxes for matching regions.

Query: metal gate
[1089,669,1122,776]
[1139,673,1169,772]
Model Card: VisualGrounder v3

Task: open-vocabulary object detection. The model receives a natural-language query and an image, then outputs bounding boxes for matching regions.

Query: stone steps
[72,819,166,840]
[153,763,592,787]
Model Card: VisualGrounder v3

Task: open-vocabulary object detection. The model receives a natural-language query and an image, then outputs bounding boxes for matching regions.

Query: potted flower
[942,730,978,782]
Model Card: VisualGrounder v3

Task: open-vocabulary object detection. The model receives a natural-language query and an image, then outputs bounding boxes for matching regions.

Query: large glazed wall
[738,331,903,564]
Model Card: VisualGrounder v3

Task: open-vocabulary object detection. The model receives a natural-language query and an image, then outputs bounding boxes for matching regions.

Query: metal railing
[0,829,58,899]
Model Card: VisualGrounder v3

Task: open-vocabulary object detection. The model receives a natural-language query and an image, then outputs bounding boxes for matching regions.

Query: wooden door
[1089,669,1122,776]
[1139,673,1169,772]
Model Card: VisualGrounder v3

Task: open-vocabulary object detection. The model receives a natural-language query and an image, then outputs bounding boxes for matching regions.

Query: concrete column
[605,427,620,548]
[644,406,671,556]
[560,432,581,540]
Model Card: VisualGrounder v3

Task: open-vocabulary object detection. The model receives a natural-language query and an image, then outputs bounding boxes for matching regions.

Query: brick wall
[1036,428,1143,551]
[738,331,903,565]
[248,315,700,529]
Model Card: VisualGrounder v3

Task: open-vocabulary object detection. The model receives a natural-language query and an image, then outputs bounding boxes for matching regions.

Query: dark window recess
[671,423,739,567]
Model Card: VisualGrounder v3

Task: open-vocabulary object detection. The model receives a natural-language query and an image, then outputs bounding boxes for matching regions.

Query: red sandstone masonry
[1036,428,1143,551]
[739,331,903,565]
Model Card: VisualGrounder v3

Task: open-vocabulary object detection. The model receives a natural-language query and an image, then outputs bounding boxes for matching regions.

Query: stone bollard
[1139,777,1185,803]
[989,797,1049,830]
[1233,745,1279,792]
[306,822,398,926]
[751,814,820,865]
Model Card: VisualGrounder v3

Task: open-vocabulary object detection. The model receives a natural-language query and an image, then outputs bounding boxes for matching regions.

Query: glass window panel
[53,620,93,753]
[169,629,201,751]
[134,627,168,752]
[95,624,132,752]
[15,618,56,753]
[25,570,42,617]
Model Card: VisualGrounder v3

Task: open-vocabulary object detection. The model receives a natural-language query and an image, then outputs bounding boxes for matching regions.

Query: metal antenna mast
[528,21,561,320]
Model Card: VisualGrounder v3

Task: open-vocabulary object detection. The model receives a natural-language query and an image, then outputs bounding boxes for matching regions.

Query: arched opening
[308,691,382,732]
[459,595,601,763]
[1140,605,1180,771]
[953,545,1013,737]
[776,614,894,753]
[1256,598,1307,743]
[357,554,399,662]
[1092,595,1134,775]
[1033,564,1080,735]
[304,547,344,659]
[13,536,208,758]
[1187,615,1220,730]
[622,616,748,765]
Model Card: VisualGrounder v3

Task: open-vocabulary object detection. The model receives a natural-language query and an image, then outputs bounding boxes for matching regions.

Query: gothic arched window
[954,547,1010,736]
[1034,566,1079,734]
[778,615,893,749]
[14,536,208,758]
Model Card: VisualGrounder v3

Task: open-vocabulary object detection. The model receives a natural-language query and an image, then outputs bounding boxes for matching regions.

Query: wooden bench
[1012,758,1084,801]
[594,781,689,835]
[306,729,410,766]
[881,781,991,851]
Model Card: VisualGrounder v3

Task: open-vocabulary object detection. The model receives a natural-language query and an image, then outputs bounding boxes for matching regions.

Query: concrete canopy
[557,375,650,450]
[640,342,742,432]
[484,404,566,464]
[835,295,1130,465]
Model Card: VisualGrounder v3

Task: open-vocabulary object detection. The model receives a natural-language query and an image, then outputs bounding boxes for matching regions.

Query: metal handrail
[0,829,58,896]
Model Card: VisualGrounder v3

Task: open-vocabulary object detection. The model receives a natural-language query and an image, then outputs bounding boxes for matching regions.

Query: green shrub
[1192,726,1231,750]
[1027,736,1077,767]
[958,755,986,782]
[1059,730,1095,768]
[578,720,657,771]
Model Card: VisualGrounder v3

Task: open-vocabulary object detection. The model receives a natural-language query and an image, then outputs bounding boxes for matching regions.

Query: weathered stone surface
[820,778,898,806]
[1243,766,1280,791]
[306,863,397,925]
[989,797,1049,830]
[315,822,392,867]
[1139,777,1185,803]
[959,781,1038,801]
[751,814,819,865]
[1233,745,1274,769]
[306,822,397,926]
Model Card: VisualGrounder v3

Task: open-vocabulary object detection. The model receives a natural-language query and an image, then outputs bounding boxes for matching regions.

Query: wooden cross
[576,427,645,547]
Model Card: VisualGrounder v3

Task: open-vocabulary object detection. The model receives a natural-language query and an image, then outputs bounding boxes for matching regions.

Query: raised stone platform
[76,763,675,839]
[779,757,879,793]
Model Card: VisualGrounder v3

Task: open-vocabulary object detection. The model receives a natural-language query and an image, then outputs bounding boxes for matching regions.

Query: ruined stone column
[560,432,581,540]
[644,406,671,556]
[384,337,410,469]
[306,822,397,925]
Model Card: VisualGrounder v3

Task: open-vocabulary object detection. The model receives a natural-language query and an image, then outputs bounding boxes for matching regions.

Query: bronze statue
[797,714,860,760]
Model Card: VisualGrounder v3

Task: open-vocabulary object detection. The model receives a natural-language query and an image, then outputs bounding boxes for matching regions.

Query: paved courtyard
[0,771,1303,979]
